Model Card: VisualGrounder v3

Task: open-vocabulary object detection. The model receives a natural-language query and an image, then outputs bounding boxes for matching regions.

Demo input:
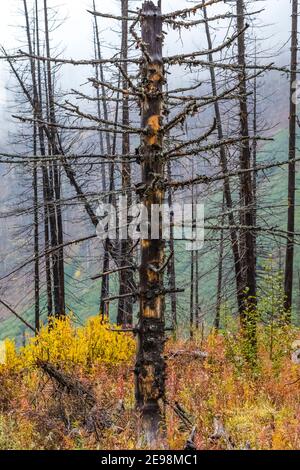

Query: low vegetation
[0,305,299,450]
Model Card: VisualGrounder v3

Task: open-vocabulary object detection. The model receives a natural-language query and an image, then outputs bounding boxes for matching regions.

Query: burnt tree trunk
[93,0,112,318]
[23,0,40,331]
[190,248,195,339]
[167,160,177,333]
[236,0,257,354]
[284,0,298,318]
[298,270,300,317]
[135,0,166,445]
[190,179,195,339]
[33,124,40,331]
[215,192,225,330]
[99,97,119,318]
[203,0,244,317]
[252,39,257,272]
[44,0,65,317]
[92,2,106,192]
[35,0,53,317]
[195,245,200,330]
[118,0,134,326]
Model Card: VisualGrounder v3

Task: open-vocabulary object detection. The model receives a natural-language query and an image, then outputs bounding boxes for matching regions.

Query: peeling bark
[135,0,166,446]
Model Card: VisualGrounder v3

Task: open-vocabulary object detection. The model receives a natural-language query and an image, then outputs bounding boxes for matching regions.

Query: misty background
[0,0,295,333]
[0,0,292,140]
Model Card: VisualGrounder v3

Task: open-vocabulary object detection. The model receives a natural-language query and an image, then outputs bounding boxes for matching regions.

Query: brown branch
[0,235,97,282]
[162,0,224,20]
[88,77,140,98]
[168,135,271,160]
[58,101,142,133]
[165,10,264,28]
[0,298,36,332]
[166,24,249,64]
[171,58,289,73]
[12,114,139,135]
[91,265,136,281]
[87,10,137,21]
[166,350,208,360]
[2,49,141,65]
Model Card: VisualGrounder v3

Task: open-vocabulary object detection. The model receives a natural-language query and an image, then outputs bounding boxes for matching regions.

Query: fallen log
[166,349,208,360]
[37,360,96,406]
[184,426,197,450]
[37,360,112,435]
[210,415,235,450]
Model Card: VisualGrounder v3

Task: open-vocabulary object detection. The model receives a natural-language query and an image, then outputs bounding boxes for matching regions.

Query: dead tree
[43,0,65,317]
[215,192,225,330]
[284,0,298,318]
[252,38,257,271]
[202,0,244,317]
[135,0,166,445]
[190,174,196,339]
[33,125,40,331]
[92,0,112,318]
[23,0,40,330]
[118,0,134,326]
[190,247,195,339]
[236,0,257,355]
[35,0,53,318]
[167,161,177,332]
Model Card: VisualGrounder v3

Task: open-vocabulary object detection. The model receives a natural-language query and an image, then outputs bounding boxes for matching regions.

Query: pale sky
[0,0,293,140]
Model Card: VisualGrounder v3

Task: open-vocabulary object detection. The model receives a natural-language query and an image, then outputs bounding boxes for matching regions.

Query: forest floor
[0,315,300,450]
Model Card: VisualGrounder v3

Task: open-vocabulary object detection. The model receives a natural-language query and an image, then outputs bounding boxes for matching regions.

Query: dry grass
[1,318,300,450]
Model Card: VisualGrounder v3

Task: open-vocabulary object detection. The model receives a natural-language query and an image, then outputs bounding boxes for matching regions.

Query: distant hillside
[0,127,299,341]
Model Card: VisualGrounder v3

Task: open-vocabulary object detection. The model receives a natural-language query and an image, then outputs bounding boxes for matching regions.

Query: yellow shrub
[4,316,135,371]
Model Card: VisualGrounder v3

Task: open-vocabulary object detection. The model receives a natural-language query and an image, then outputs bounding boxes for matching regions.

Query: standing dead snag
[118,0,134,327]
[135,0,166,444]
[284,0,298,318]
[202,0,244,320]
[236,0,257,359]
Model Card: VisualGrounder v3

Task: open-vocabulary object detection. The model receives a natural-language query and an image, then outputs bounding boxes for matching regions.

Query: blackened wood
[135,0,166,445]
[23,0,40,331]
[35,0,53,317]
[118,0,134,326]
[236,0,257,352]
[203,0,244,317]
[167,160,177,332]
[215,192,225,330]
[284,0,298,317]
[44,0,65,317]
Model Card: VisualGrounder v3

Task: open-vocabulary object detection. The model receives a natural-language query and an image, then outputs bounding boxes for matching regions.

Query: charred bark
[236,0,257,354]
[135,0,166,445]
[33,123,40,332]
[215,192,225,330]
[167,160,177,332]
[284,0,298,318]
[35,0,53,317]
[23,0,40,330]
[203,0,244,317]
[44,0,65,317]
[118,0,134,327]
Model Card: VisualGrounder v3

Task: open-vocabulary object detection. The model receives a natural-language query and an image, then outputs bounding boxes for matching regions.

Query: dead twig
[166,349,208,360]
[210,415,235,450]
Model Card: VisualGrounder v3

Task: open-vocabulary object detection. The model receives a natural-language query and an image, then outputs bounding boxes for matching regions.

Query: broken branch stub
[135,0,166,447]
